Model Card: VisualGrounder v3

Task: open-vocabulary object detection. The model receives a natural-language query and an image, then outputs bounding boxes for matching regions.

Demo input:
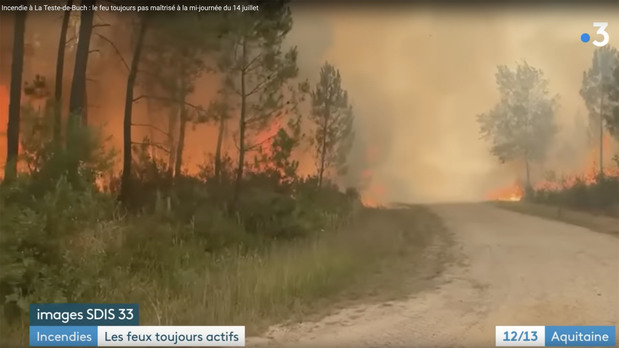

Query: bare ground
[248,203,619,348]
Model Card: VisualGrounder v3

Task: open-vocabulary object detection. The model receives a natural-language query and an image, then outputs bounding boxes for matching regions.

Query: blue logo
[581,33,591,43]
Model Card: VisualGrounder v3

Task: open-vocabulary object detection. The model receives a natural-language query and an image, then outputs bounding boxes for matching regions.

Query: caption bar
[29,304,245,347]
[1,3,260,13]
[29,326,245,347]
[496,325,616,347]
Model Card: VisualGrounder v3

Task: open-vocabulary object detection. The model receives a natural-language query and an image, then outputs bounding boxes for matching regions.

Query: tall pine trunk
[4,8,27,182]
[317,105,330,188]
[53,0,72,142]
[67,0,94,132]
[166,105,178,177]
[214,113,226,183]
[524,156,531,190]
[82,79,88,125]
[599,87,604,178]
[119,18,148,203]
[233,38,247,206]
[174,101,187,179]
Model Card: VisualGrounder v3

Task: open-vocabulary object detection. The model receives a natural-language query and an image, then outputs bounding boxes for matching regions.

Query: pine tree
[217,0,298,204]
[310,62,354,187]
[580,45,619,174]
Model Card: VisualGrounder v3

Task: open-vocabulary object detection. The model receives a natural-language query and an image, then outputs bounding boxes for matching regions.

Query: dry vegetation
[493,172,619,237]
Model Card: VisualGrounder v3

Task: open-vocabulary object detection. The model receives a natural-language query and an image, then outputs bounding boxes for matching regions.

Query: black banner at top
[0,0,618,11]
[1,0,619,6]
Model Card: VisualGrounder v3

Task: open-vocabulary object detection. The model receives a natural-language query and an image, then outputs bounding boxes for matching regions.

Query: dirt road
[249,203,619,347]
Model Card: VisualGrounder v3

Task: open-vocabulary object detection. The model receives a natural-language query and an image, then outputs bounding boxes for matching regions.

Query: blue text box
[545,326,615,346]
[30,303,139,326]
[30,326,97,347]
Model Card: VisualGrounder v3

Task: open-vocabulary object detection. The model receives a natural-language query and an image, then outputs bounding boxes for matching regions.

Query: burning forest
[1,4,383,341]
[0,6,374,200]
[1,3,619,346]
[486,134,619,202]
[480,55,619,211]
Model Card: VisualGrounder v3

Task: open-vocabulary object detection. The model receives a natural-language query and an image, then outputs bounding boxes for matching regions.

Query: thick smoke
[289,4,619,203]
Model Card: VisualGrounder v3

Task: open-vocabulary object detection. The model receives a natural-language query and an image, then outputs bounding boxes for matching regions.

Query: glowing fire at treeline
[486,134,619,201]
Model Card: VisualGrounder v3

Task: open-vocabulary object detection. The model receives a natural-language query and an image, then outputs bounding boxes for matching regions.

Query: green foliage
[198,153,236,185]
[136,11,223,180]
[478,61,558,165]
[217,2,298,123]
[580,45,619,140]
[608,62,619,139]
[250,116,303,185]
[215,0,299,195]
[0,106,115,321]
[115,139,175,212]
[143,13,215,102]
[11,104,116,197]
[310,62,355,183]
[529,175,619,216]
[0,113,362,331]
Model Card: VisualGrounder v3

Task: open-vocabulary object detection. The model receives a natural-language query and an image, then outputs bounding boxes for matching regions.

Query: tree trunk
[233,39,247,206]
[4,8,27,182]
[214,113,226,183]
[174,102,187,180]
[317,105,330,188]
[67,0,94,132]
[119,18,148,203]
[53,0,72,142]
[166,104,178,177]
[82,79,88,125]
[144,89,156,158]
[599,87,604,179]
[524,155,531,190]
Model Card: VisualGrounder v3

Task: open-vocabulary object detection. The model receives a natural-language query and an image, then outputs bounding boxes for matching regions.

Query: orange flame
[360,146,386,207]
[485,181,523,201]
[487,134,618,200]
[250,120,282,173]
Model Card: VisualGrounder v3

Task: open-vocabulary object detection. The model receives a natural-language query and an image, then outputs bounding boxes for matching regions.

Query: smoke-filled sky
[1,4,619,203]
[288,4,619,203]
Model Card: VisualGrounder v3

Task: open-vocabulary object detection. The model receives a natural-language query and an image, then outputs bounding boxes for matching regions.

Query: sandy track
[248,203,619,348]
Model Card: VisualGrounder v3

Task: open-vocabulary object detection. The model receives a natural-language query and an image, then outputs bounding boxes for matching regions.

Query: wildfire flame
[487,134,619,201]
[256,120,281,158]
[359,145,386,207]
[485,181,523,201]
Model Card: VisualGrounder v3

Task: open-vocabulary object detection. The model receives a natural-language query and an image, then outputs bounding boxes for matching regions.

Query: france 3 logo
[581,22,610,47]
